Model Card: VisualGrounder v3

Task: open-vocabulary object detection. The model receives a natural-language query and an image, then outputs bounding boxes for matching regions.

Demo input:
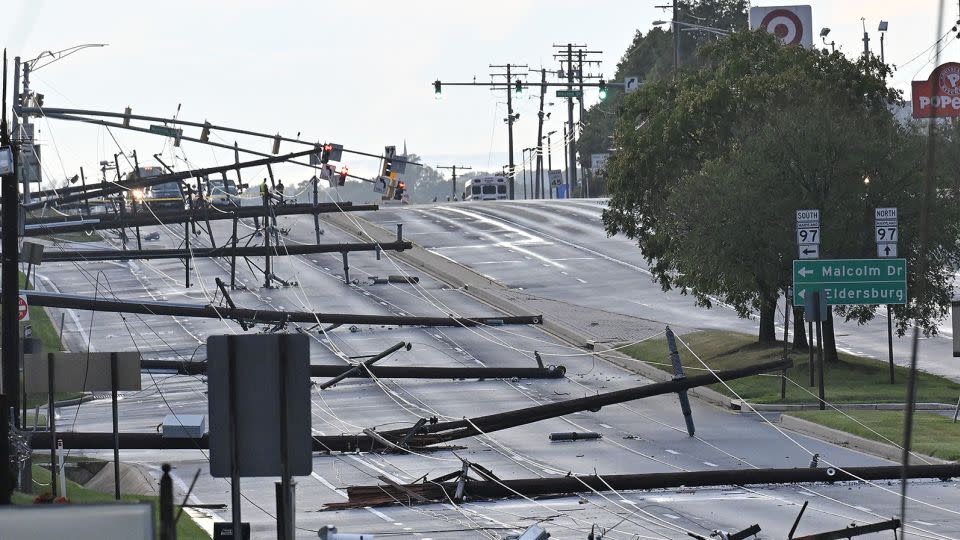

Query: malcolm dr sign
[912,62,960,118]
[793,259,907,307]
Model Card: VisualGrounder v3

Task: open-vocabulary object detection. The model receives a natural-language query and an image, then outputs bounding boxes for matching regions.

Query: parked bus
[463,175,508,201]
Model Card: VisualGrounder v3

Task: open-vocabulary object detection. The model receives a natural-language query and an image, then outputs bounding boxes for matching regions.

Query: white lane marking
[663,513,681,520]
[311,472,347,498]
[854,506,872,513]
[560,271,569,275]
[665,449,680,455]
[599,423,613,429]
[436,206,564,268]
[365,507,393,522]
[575,278,587,283]
[703,461,719,467]
[916,521,935,526]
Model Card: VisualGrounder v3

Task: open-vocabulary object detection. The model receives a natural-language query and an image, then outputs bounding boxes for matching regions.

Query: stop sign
[17,295,29,322]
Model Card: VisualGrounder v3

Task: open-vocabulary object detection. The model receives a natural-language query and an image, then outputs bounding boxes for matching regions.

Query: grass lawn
[43,230,103,243]
[790,410,960,461]
[14,463,208,539]
[622,330,960,405]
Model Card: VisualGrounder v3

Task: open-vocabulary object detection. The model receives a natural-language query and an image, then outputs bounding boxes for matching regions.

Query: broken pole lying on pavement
[37,240,411,262]
[24,202,379,236]
[32,359,784,454]
[377,358,793,446]
[20,290,542,327]
[324,464,960,509]
[139,359,568,380]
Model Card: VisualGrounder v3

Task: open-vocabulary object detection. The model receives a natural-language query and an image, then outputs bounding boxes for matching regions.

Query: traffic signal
[382,155,394,177]
[598,79,607,101]
[200,121,211,142]
[321,143,333,164]
[393,181,406,200]
[338,166,348,186]
[434,80,442,97]
[514,79,522,93]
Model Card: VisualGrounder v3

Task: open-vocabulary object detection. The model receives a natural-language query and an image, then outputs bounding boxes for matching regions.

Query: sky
[2,0,959,189]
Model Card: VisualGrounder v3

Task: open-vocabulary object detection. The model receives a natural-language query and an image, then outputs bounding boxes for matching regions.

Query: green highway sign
[149,124,181,138]
[793,258,907,306]
[556,89,583,98]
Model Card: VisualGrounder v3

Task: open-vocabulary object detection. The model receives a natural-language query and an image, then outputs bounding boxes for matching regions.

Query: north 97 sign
[796,226,820,245]
[875,224,898,243]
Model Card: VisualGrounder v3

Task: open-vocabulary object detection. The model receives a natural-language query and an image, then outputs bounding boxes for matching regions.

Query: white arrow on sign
[798,267,813,278]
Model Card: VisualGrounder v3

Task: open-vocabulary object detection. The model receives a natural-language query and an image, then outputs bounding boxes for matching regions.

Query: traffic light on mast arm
[338,166,348,186]
[434,80,442,98]
[514,79,522,93]
[393,180,406,200]
[598,79,607,100]
[320,143,333,164]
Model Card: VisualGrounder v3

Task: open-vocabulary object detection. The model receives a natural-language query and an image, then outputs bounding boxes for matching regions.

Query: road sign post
[875,207,899,384]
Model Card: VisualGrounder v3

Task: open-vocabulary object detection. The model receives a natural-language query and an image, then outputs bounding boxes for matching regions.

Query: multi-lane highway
[27,198,960,539]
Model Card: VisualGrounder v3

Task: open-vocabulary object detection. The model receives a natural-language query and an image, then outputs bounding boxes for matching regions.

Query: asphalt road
[23,199,960,539]
[362,199,960,383]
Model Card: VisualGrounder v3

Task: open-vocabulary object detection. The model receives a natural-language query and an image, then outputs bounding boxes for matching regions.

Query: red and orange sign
[912,62,960,118]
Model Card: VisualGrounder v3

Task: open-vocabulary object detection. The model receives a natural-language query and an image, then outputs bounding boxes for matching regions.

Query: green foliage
[602,29,957,340]
[624,330,960,405]
[790,411,960,461]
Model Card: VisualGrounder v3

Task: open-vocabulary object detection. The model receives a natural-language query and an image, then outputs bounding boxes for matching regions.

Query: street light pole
[546,130,556,199]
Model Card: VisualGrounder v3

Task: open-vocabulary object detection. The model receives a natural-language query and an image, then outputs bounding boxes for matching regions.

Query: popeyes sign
[912,62,960,118]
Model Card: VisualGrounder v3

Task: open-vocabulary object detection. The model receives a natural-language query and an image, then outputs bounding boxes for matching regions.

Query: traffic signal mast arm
[19,106,420,185]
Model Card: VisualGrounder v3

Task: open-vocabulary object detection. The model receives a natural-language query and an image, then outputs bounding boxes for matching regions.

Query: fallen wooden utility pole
[30,432,384,453]
[22,147,316,210]
[139,359,567,380]
[319,342,410,390]
[39,240,410,262]
[20,290,542,327]
[24,202,378,236]
[792,518,901,540]
[380,358,792,445]
[325,465,960,509]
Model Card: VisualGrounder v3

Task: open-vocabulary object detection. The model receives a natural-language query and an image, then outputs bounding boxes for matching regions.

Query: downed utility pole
[38,240,409,262]
[140,359,567,380]
[30,432,393,454]
[378,358,791,446]
[319,341,410,390]
[792,518,901,540]
[21,290,541,327]
[24,202,378,236]
[21,147,317,210]
[325,465,960,509]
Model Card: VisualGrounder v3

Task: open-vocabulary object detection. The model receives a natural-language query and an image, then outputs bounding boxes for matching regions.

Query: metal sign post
[875,207,899,384]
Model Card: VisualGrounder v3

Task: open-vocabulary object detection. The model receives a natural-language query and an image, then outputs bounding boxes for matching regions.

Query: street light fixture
[878,21,889,64]
[821,27,835,53]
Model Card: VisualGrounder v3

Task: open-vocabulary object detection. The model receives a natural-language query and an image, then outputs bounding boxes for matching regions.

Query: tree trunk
[758,294,777,343]
[822,308,839,363]
[792,307,808,349]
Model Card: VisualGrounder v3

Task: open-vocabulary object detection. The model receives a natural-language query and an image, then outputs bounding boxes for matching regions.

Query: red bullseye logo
[938,64,960,96]
[760,9,804,45]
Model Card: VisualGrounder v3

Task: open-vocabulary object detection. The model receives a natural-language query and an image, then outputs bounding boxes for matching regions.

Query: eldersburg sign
[793,259,907,307]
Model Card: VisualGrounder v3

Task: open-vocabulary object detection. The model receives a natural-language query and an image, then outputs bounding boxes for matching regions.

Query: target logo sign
[750,5,813,49]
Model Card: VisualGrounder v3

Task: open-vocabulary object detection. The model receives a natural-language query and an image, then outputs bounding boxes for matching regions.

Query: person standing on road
[276,179,285,204]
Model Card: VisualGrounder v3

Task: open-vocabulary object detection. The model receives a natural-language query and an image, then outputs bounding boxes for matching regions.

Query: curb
[733,400,958,412]
[322,212,733,409]
[778,414,951,464]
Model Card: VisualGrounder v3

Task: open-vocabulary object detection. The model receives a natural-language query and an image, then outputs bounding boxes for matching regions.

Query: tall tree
[602,30,958,344]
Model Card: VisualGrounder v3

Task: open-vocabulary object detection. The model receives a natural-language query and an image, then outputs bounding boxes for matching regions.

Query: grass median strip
[622,330,960,405]
[14,463,208,539]
[789,410,960,461]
